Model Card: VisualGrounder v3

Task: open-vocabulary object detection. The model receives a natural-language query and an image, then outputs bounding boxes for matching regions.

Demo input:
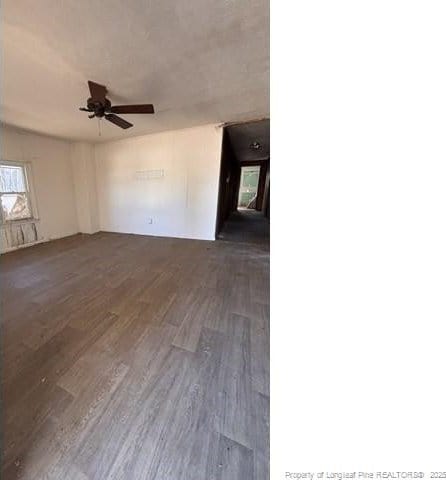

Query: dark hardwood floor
[1,232,269,480]
[217,210,270,245]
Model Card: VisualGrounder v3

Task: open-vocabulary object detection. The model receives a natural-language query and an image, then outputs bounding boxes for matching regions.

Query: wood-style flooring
[1,231,269,479]
[218,210,270,245]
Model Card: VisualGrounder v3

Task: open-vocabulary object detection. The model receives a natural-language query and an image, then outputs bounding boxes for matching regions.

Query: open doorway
[238,165,261,209]
[216,119,270,245]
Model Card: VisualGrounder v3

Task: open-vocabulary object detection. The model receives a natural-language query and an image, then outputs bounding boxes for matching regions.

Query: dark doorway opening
[215,119,270,245]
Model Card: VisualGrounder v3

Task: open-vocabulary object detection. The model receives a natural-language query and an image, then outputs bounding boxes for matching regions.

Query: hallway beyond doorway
[217,209,269,246]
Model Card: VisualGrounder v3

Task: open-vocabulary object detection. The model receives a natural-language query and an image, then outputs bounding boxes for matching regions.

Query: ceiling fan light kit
[79,81,155,130]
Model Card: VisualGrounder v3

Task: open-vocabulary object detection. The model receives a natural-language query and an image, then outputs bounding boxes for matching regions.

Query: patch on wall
[1,222,39,250]
[134,169,164,181]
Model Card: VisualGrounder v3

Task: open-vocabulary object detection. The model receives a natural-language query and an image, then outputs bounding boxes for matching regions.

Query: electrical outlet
[148,218,153,224]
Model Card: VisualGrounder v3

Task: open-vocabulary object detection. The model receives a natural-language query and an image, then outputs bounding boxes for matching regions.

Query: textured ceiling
[227,119,269,163]
[1,0,269,142]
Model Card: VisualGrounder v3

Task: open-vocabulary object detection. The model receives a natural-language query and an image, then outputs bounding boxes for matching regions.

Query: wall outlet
[148,218,153,224]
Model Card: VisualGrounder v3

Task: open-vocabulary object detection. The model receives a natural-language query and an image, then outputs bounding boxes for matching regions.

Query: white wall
[95,124,223,241]
[1,126,78,251]
[71,142,99,234]
[1,123,223,252]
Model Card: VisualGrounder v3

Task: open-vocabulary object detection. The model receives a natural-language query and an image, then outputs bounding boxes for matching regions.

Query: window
[0,162,34,223]
[238,165,260,207]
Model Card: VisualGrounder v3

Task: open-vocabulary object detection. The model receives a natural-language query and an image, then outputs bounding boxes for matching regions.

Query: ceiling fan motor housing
[87,97,112,118]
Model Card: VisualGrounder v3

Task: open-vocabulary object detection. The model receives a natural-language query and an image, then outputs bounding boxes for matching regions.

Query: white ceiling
[1,0,269,143]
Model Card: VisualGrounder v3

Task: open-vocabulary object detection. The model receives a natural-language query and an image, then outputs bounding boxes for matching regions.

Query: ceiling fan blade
[110,104,155,114]
[105,114,133,129]
[88,81,107,102]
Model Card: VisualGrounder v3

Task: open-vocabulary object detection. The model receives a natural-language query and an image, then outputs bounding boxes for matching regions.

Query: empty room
[0,1,269,479]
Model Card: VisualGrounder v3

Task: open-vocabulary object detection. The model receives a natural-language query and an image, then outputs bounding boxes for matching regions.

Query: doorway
[215,119,270,245]
[238,166,260,209]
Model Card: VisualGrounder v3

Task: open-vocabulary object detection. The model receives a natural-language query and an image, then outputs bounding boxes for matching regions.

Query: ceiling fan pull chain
[98,117,102,137]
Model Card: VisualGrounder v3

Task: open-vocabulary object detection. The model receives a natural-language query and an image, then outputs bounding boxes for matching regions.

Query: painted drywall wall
[71,142,99,234]
[95,124,223,240]
[1,123,224,249]
[1,126,78,251]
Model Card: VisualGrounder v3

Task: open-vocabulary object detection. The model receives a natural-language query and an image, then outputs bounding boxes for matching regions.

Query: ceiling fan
[79,81,155,129]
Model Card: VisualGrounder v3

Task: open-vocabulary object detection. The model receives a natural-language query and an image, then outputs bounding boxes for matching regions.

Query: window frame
[0,160,39,225]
